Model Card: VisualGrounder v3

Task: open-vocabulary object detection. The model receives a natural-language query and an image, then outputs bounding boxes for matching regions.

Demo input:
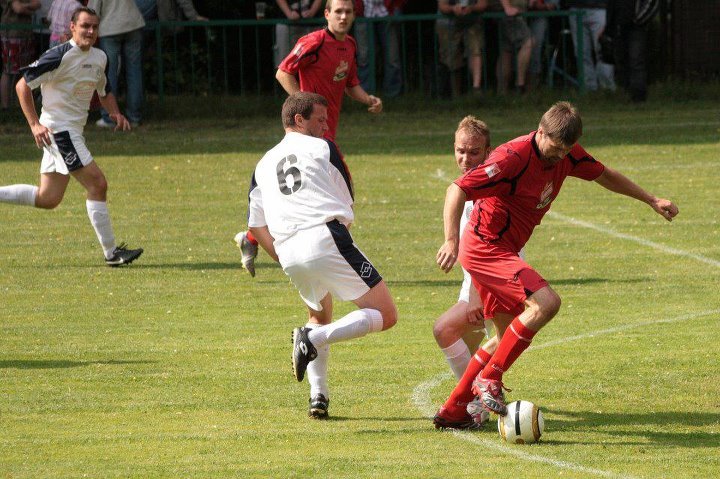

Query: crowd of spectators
[0,0,659,116]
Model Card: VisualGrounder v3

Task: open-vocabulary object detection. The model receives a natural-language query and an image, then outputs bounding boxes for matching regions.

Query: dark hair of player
[282,92,329,128]
[71,7,99,23]
[539,101,583,147]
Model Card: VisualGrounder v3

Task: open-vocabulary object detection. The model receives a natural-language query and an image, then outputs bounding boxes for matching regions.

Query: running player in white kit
[247,92,397,419]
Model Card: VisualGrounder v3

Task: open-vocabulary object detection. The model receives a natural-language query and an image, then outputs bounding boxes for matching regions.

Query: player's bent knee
[542,291,562,318]
[381,305,398,331]
[35,196,62,209]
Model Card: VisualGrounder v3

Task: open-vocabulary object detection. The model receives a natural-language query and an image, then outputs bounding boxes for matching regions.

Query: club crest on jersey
[333,61,349,82]
[536,181,554,209]
[484,163,500,178]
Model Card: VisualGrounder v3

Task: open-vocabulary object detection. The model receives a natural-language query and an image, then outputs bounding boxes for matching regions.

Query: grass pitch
[1,93,719,478]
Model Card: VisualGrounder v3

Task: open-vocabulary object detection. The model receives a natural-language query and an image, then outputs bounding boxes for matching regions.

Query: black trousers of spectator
[613,24,648,102]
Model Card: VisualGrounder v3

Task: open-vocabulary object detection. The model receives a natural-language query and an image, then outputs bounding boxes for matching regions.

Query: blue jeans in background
[99,29,144,124]
[568,7,615,91]
[355,17,402,98]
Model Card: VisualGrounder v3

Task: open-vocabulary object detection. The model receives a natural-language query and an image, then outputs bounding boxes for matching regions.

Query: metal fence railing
[1,11,586,103]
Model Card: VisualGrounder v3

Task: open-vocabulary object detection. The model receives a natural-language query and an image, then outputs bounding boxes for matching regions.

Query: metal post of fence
[254,26,261,94]
[574,9,585,93]
[206,26,212,93]
[155,23,164,105]
[222,27,229,95]
[190,28,196,93]
[363,18,377,94]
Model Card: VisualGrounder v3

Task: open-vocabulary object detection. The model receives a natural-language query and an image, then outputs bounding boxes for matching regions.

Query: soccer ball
[498,400,544,444]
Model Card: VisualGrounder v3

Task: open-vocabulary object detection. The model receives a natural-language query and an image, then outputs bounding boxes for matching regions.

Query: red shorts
[1,36,35,74]
[460,243,548,319]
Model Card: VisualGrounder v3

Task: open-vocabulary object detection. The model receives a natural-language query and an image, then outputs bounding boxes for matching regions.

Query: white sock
[308,308,383,348]
[442,338,472,380]
[0,185,38,206]
[305,322,330,399]
[86,199,116,259]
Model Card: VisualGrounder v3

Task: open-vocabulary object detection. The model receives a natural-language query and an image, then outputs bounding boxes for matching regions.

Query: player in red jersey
[433,101,679,429]
[235,0,382,275]
[276,0,382,141]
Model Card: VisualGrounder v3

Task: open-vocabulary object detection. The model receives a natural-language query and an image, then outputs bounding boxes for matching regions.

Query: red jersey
[455,131,605,254]
[278,28,360,141]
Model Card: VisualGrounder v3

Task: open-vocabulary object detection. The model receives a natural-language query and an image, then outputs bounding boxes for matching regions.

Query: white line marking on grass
[413,309,719,478]
[413,375,635,479]
[530,308,720,351]
[547,211,720,269]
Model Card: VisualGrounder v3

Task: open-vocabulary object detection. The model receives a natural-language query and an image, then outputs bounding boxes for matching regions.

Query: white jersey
[248,131,354,249]
[21,40,109,133]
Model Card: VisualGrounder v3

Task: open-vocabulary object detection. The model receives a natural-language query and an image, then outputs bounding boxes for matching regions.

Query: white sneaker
[95,118,115,128]
[234,231,258,277]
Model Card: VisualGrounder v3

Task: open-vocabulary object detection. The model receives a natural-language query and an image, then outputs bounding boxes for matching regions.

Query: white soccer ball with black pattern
[498,400,544,444]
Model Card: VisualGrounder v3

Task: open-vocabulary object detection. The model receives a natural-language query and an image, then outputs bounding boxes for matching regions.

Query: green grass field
[1,94,719,478]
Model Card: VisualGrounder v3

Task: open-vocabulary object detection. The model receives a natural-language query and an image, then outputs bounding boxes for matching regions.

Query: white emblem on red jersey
[536,181,554,209]
[484,163,500,178]
[333,60,349,82]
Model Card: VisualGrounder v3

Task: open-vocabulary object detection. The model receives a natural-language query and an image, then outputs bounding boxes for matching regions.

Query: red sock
[481,317,537,381]
[442,347,493,414]
[245,230,258,245]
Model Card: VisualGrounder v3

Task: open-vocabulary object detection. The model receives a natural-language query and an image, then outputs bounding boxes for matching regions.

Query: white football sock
[305,322,330,399]
[442,338,472,380]
[0,185,38,206]
[308,308,383,348]
[86,199,116,259]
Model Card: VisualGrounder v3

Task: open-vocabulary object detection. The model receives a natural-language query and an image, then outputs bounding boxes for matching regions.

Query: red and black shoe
[433,405,484,430]
[471,377,511,416]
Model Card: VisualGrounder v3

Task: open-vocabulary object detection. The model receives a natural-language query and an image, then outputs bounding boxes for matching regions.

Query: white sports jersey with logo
[21,40,109,133]
[248,132,354,248]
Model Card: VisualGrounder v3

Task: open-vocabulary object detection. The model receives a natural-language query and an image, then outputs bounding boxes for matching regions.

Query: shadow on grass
[322,416,428,423]
[544,408,720,448]
[0,359,156,369]
[390,277,645,288]
[99,262,243,271]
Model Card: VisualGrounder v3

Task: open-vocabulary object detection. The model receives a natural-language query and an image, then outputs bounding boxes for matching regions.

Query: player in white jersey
[0,7,142,267]
[432,116,526,429]
[247,92,398,419]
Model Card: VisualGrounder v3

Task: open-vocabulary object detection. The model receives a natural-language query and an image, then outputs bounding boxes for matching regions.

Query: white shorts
[457,267,492,336]
[458,267,472,303]
[40,130,93,175]
[279,220,383,311]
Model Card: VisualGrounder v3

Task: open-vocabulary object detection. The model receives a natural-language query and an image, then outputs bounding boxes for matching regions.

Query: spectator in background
[526,0,558,90]
[88,0,145,127]
[134,0,208,23]
[48,0,82,47]
[435,0,488,98]
[495,0,533,94]
[273,0,323,67]
[1,0,41,110]
[354,0,405,98]
[565,0,615,91]
[606,0,657,102]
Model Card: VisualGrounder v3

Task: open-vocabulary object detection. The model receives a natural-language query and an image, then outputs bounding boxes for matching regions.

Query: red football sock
[442,347,493,414]
[481,317,537,381]
[245,230,258,245]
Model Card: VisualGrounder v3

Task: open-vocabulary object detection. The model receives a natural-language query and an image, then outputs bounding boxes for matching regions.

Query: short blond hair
[539,101,583,146]
[456,115,490,146]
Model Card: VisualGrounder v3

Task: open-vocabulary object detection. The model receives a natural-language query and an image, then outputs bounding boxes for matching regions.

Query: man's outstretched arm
[594,166,679,221]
